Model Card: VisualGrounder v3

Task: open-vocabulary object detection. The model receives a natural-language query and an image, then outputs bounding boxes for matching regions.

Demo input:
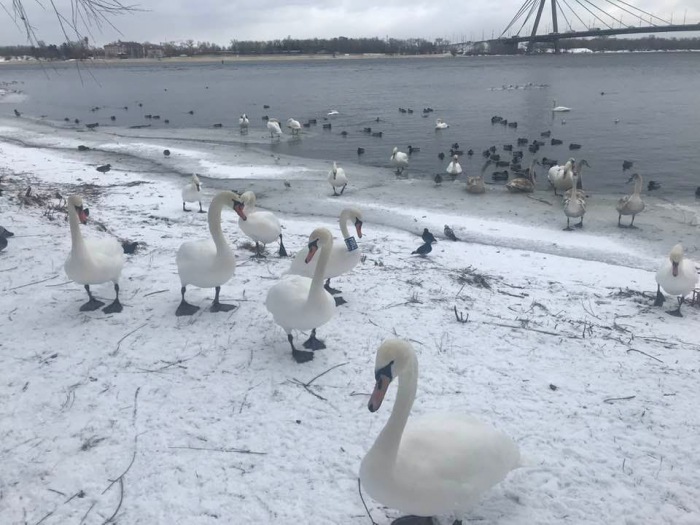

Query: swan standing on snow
[466,160,490,194]
[391,147,409,175]
[551,99,571,112]
[547,158,575,195]
[175,190,247,316]
[506,159,538,193]
[239,114,249,134]
[616,173,645,227]
[182,174,204,213]
[563,171,586,231]
[435,118,449,130]
[64,195,125,313]
[285,208,363,306]
[267,118,282,138]
[654,244,698,317]
[360,339,521,525]
[266,228,337,363]
[328,161,348,196]
[239,191,287,257]
[446,155,462,176]
[287,118,301,135]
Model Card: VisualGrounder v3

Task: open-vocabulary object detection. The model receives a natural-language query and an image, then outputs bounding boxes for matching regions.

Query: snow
[1,124,700,525]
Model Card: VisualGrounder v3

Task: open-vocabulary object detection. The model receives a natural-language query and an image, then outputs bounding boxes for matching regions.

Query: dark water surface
[2,53,699,196]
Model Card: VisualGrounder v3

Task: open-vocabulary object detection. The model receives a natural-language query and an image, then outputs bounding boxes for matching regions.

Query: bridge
[453,0,700,54]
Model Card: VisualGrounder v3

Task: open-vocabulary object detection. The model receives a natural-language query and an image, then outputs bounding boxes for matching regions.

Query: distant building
[145,45,164,59]
[104,41,144,59]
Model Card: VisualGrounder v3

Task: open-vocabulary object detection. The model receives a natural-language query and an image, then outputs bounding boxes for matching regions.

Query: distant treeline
[538,35,700,52]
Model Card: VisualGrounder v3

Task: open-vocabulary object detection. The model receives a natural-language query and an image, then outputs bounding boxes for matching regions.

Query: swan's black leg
[183,202,190,212]
[340,184,347,195]
[324,279,342,295]
[667,296,683,317]
[563,217,572,231]
[332,186,338,196]
[210,286,236,313]
[80,284,104,311]
[103,283,123,314]
[279,234,287,257]
[289,334,313,363]
[176,286,200,316]
[252,241,265,258]
[654,285,665,307]
[391,516,435,525]
[302,328,326,350]
[575,218,583,228]
[629,215,637,229]
[198,201,205,213]
[617,214,623,227]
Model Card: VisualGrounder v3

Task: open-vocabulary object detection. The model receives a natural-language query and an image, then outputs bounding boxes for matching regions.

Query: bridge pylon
[526,0,560,54]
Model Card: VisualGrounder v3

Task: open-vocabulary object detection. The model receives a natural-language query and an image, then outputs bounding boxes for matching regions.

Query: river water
[2,52,700,197]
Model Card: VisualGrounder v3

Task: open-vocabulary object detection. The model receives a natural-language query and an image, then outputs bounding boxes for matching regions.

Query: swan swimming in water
[616,173,645,228]
[266,227,337,363]
[64,195,125,314]
[551,99,571,112]
[435,118,449,130]
[175,191,247,316]
[285,208,363,306]
[182,174,204,213]
[360,339,520,525]
[391,147,409,175]
[654,244,698,317]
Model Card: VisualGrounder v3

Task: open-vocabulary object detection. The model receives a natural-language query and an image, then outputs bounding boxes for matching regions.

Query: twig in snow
[498,289,528,299]
[143,289,168,297]
[603,395,636,404]
[111,323,147,357]
[358,478,379,525]
[349,391,371,397]
[8,274,59,291]
[0,266,18,272]
[102,436,138,496]
[526,194,552,206]
[34,509,55,525]
[625,348,663,363]
[135,350,202,373]
[48,488,66,497]
[168,445,266,455]
[46,281,72,287]
[132,387,140,425]
[454,306,469,324]
[102,477,123,524]
[290,362,349,401]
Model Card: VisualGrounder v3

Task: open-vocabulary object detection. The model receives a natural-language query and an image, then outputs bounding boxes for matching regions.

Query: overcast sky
[1,0,698,46]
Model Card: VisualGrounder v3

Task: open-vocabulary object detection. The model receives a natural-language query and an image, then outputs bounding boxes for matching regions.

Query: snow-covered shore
[1,124,699,525]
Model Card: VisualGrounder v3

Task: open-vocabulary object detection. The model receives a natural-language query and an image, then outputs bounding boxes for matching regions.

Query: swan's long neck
[339,211,351,240]
[309,237,333,300]
[633,177,642,196]
[68,207,87,256]
[208,195,230,254]
[371,354,418,467]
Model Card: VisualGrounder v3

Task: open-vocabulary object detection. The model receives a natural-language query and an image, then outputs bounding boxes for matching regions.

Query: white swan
[285,208,363,306]
[327,110,340,116]
[265,227,337,363]
[176,190,246,316]
[563,171,585,231]
[328,161,348,196]
[239,191,287,257]
[239,114,249,134]
[551,99,571,112]
[435,117,449,130]
[64,195,125,313]
[360,339,521,524]
[287,118,301,135]
[267,118,282,138]
[391,147,409,175]
[181,173,204,213]
[654,244,698,317]
[446,155,462,175]
[547,158,575,195]
[616,173,645,228]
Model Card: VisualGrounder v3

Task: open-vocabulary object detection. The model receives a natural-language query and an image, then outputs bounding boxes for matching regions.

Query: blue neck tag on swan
[345,236,358,252]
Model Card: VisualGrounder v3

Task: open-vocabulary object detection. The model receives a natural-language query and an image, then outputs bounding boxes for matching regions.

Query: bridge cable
[560,0,587,30]
[502,0,536,37]
[516,0,542,36]
[575,0,618,29]
[610,0,671,25]
[555,0,574,30]
[599,0,657,26]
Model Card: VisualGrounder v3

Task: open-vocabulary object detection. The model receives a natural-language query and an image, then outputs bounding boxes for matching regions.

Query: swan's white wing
[240,212,281,244]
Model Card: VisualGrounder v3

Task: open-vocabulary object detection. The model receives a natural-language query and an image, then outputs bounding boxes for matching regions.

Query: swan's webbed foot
[302,329,326,351]
[334,296,347,307]
[211,302,236,313]
[103,299,123,314]
[391,516,435,525]
[654,286,665,307]
[340,184,347,195]
[197,202,205,213]
[80,298,105,311]
[667,297,684,317]
[176,301,199,316]
[183,202,191,212]
[575,219,583,228]
[563,226,573,231]
[251,242,266,258]
[288,334,314,363]
[324,279,342,295]
[332,187,339,196]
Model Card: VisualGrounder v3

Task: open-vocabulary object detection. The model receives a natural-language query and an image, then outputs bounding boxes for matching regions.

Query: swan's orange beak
[368,375,390,413]
[233,201,246,221]
[78,207,88,224]
[355,219,363,239]
[305,242,318,264]
[672,261,678,277]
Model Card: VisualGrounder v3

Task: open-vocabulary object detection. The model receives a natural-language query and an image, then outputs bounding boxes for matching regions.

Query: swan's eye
[374,360,394,383]
[355,219,363,227]
[308,239,319,249]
